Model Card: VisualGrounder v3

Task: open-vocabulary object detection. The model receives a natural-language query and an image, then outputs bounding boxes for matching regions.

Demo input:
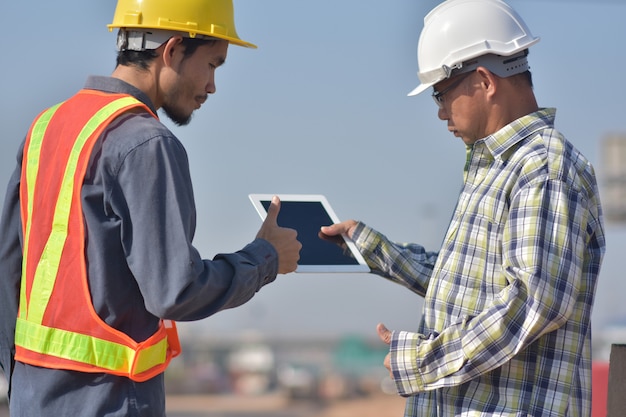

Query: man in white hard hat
[0,0,301,415]
[322,0,605,416]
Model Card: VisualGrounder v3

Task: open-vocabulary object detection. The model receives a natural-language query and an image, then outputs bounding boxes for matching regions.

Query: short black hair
[115,37,218,70]
[116,49,158,70]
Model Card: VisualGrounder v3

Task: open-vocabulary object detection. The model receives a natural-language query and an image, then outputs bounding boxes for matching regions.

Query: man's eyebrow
[215,57,226,67]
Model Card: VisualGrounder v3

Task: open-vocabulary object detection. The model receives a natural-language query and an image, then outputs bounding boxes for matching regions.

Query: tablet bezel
[248,194,370,273]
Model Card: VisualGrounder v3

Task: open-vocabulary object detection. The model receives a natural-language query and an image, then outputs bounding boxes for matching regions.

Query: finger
[320,225,335,235]
[320,223,342,236]
[264,195,281,226]
[318,230,345,246]
[377,323,392,345]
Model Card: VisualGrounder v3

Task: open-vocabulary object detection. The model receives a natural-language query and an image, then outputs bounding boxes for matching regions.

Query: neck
[489,82,539,133]
[111,64,162,109]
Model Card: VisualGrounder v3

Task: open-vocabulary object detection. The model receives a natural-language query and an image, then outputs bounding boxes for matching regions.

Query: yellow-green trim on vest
[19,102,63,320]
[15,317,169,375]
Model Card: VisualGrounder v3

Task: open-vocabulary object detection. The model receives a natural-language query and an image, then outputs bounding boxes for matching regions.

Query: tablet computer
[249,194,370,273]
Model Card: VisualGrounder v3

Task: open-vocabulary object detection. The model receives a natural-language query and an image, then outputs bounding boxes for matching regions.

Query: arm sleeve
[113,134,278,322]
[388,179,591,395]
[0,144,25,385]
[351,222,438,297]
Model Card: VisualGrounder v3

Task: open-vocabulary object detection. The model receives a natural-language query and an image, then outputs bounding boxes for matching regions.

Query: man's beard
[162,104,193,126]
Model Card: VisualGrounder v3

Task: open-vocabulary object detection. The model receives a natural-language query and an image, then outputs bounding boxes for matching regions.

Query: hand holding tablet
[249,194,370,273]
[253,196,302,274]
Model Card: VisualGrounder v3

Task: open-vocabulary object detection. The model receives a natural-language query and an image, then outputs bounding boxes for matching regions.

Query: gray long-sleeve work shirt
[0,76,279,416]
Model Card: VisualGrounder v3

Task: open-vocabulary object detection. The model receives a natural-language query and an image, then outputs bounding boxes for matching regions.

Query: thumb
[264,195,281,226]
[377,323,392,345]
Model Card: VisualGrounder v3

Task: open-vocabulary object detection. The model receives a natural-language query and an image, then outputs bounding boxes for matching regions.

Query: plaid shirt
[352,108,605,417]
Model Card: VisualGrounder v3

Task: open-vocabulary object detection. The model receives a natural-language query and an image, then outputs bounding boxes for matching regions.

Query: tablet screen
[249,195,370,273]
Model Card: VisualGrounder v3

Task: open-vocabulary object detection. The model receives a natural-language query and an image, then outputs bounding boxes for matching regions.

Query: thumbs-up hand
[256,196,302,274]
[377,323,393,378]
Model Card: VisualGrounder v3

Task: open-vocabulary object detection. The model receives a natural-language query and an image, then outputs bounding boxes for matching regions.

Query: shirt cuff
[352,222,383,254]
[389,330,425,396]
[245,238,279,287]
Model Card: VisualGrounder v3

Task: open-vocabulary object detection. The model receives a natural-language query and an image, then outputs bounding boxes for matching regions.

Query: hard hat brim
[407,82,433,97]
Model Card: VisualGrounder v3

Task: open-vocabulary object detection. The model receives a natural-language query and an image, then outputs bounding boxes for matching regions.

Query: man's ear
[161,36,184,68]
[475,66,498,98]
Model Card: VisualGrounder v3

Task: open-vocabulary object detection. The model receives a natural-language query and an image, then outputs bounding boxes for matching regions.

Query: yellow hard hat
[108,0,256,49]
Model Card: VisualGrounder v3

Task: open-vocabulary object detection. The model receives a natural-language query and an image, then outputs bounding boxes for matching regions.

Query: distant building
[600,134,626,224]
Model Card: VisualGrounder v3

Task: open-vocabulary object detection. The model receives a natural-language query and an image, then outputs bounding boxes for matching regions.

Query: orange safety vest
[14,89,181,382]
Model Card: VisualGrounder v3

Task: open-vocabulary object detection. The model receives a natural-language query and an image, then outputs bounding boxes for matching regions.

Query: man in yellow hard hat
[0,0,301,415]
[322,0,605,416]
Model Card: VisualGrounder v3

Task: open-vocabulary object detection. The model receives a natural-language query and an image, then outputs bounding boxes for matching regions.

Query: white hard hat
[408,0,540,96]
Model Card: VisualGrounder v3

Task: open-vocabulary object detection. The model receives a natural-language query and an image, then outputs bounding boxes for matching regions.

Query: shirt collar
[83,76,157,115]
[474,108,557,160]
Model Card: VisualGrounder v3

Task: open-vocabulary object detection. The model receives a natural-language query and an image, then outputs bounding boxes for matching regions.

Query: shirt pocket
[435,198,509,314]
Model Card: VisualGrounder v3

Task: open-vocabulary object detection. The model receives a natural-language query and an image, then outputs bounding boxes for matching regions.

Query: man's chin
[162,106,193,127]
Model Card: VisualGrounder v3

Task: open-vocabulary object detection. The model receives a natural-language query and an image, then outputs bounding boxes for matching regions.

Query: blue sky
[1,0,625,341]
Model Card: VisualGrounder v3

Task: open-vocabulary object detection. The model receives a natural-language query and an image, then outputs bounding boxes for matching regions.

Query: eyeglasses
[431,71,474,109]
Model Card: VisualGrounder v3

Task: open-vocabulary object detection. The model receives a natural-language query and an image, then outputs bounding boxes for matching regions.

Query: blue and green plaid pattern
[353,108,605,416]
